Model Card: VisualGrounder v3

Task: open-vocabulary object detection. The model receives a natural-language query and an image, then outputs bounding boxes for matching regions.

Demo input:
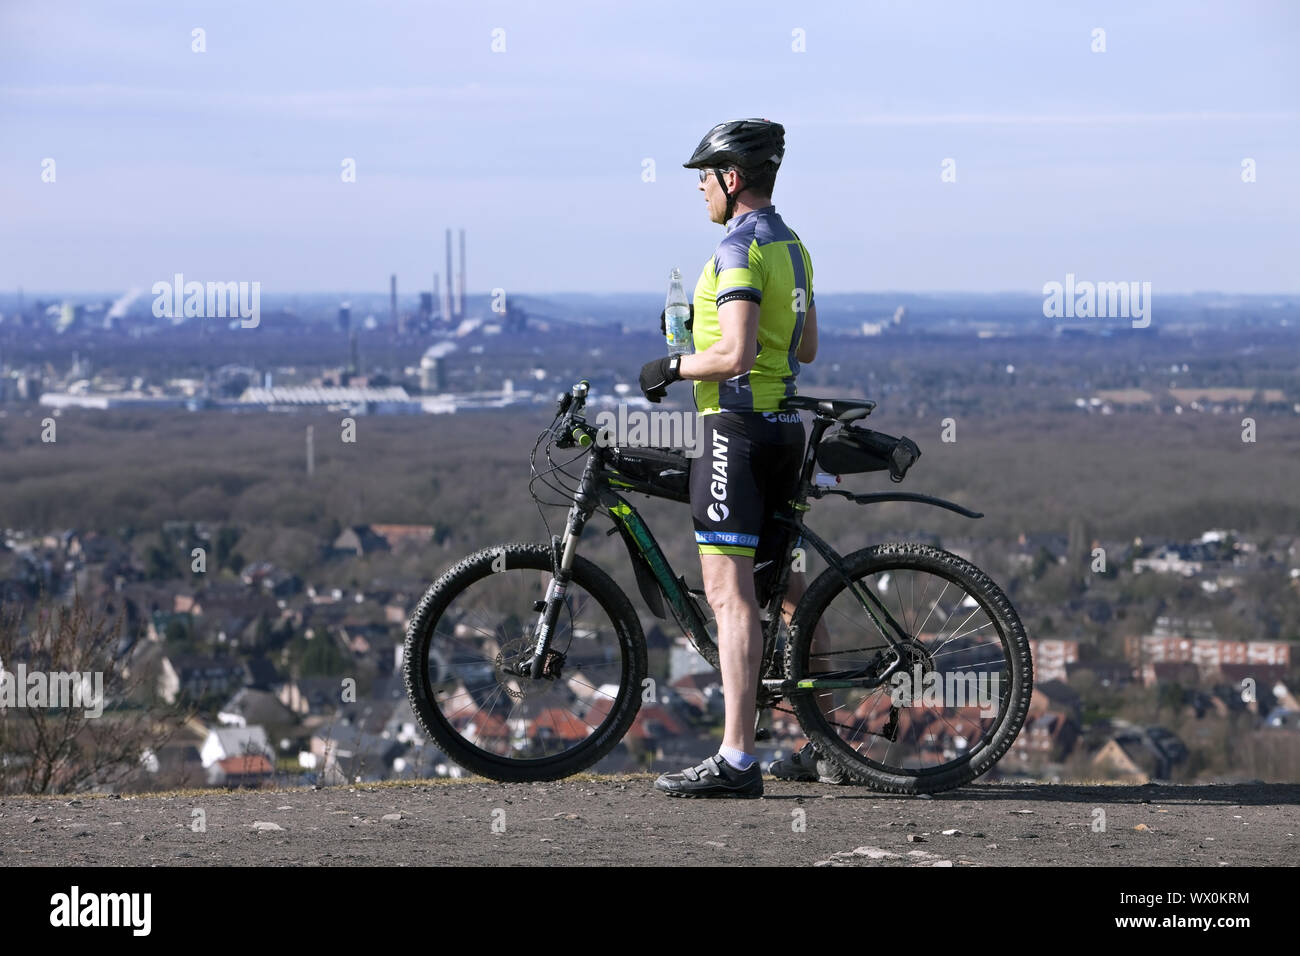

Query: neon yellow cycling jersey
[691,205,814,415]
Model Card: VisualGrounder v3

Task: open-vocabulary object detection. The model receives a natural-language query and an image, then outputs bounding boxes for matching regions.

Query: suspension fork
[521,452,602,679]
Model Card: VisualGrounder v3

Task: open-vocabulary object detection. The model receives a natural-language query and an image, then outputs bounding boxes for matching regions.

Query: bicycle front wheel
[403,543,647,781]
[785,542,1032,794]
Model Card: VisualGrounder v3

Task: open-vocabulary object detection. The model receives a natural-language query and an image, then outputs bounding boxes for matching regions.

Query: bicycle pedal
[754,728,771,742]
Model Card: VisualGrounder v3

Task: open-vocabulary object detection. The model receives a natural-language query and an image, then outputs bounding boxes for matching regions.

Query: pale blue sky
[2,0,1297,294]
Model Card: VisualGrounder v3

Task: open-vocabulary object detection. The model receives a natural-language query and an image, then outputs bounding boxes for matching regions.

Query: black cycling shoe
[654,753,764,798]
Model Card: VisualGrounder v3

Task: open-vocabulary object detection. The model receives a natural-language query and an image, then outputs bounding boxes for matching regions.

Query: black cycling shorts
[690,410,804,564]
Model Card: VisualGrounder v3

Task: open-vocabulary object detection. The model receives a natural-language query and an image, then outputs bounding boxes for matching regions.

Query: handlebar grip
[572,428,592,447]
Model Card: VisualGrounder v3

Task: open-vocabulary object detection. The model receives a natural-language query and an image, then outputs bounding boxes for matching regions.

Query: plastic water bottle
[664,268,693,355]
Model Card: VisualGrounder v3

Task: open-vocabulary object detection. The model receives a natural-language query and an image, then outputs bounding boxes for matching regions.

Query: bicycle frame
[522,390,986,699]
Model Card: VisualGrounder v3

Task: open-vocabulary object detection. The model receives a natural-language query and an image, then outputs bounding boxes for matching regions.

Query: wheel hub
[495,636,566,695]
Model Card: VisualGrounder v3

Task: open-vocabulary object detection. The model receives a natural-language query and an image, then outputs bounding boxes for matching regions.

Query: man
[638,118,845,796]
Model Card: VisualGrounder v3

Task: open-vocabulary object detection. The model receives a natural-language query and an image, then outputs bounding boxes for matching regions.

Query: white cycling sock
[719,745,756,771]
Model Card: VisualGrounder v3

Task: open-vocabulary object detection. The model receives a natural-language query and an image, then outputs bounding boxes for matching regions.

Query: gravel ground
[2,777,1297,867]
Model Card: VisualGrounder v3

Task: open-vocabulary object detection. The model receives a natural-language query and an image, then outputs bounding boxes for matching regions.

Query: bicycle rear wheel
[403,543,647,781]
[784,542,1032,794]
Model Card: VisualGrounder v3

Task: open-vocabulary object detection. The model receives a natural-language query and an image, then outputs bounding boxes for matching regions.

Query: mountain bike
[403,379,1033,793]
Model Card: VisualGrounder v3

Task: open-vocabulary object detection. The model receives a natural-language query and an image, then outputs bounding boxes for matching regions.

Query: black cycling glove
[639,355,682,403]
[658,303,694,336]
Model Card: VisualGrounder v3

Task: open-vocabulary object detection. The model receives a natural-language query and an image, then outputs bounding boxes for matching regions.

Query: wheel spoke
[787,545,1028,792]
[405,547,642,779]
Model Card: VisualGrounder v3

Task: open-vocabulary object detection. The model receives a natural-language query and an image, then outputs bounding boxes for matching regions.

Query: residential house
[339,620,395,656]
[239,561,303,598]
[1028,638,1079,683]
[669,636,715,682]
[626,703,691,746]
[200,725,275,769]
[277,676,344,717]
[1028,679,1081,721]
[208,754,275,788]
[1126,633,1292,686]
[1009,710,1080,763]
[332,526,391,557]
[369,524,435,551]
[1008,532,1070,570]
[158,654,247,704]
[670,671,724,716]
[217,687,297,729]
[1091,724,1188,782]
[307,721,400,780]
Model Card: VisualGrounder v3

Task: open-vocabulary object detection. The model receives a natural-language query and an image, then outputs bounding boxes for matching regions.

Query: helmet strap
[714,168,742,222]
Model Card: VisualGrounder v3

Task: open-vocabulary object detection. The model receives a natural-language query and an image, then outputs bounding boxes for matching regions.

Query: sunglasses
[698,166,734,182]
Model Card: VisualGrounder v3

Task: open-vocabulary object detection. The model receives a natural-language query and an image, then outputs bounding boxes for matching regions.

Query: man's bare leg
[781,569,830,649]
[700,551,763,755]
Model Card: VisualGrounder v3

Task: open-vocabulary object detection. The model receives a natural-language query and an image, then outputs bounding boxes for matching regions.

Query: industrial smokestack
[458,228,466,318]
[389,274,397,326]
[444,228,454,320]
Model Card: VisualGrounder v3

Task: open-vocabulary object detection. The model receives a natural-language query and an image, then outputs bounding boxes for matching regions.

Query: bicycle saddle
[781,395,877,422]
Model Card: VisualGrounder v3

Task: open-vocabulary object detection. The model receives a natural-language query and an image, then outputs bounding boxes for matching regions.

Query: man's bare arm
[678,299,759,381]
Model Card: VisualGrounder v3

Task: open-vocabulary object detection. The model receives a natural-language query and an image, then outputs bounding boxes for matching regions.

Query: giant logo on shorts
[706,432,730,523]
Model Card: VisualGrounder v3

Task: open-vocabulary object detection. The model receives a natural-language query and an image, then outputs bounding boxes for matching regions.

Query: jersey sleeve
[713,231,764,308]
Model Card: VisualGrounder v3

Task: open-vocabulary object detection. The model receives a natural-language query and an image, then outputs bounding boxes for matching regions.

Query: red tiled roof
[532,708,591,741]
[627,704,690,739]
[459,711,510,740]
[217,755,273,775]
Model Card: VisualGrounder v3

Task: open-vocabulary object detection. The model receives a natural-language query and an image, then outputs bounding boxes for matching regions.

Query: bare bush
[0,593,195,794]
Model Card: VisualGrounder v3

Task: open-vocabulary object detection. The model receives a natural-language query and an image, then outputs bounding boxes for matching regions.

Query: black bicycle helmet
[683,118,785,220]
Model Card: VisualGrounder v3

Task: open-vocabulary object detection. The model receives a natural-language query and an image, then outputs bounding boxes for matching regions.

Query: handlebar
[550,380,600,449]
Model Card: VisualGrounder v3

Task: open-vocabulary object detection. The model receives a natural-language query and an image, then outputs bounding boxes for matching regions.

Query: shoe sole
[658,788,764,798]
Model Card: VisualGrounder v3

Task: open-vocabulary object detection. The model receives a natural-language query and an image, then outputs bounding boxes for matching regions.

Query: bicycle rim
[409,547,639,773]
[789,544,1030,786]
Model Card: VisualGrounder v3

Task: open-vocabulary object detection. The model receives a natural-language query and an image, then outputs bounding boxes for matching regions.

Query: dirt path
[2,778,1297,867]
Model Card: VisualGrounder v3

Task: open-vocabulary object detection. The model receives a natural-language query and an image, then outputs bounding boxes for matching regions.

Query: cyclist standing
[639,118,838,796]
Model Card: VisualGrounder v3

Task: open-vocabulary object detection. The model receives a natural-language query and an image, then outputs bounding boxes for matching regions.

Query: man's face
[698,167,741,225]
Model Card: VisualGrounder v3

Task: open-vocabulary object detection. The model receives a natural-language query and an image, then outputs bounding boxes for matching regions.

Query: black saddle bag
[816,425,921,482]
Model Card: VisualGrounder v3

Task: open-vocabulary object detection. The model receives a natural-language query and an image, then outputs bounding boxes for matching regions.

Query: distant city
[2,225,1297,421]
